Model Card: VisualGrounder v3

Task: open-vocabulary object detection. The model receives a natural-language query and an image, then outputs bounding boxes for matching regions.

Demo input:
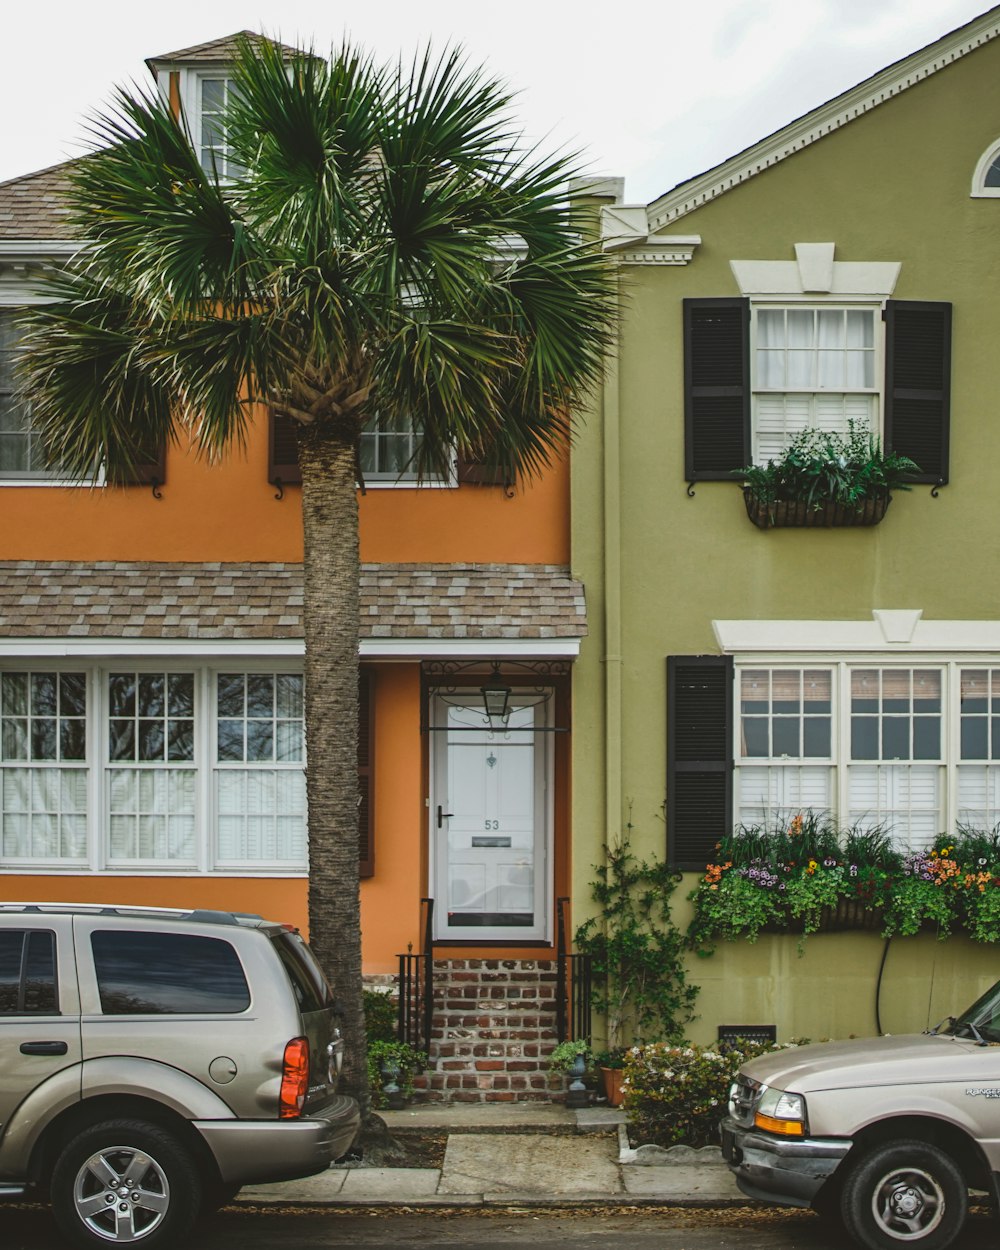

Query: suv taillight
[279,1037,310,1119]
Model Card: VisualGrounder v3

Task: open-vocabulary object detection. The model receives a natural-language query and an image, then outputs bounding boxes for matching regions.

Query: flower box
[743,490,891,529]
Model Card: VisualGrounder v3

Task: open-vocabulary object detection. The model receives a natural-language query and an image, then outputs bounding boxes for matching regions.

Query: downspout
[603,279,623,848]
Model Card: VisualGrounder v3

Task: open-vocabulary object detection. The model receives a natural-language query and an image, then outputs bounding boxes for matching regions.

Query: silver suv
[0,902,360,1248]
[721,979,1000,1250]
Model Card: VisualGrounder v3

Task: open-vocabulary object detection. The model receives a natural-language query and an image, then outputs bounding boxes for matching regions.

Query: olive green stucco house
[571,5,1000,1045]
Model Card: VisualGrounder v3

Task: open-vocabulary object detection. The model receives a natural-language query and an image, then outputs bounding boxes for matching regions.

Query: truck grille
[728,1074,763,1127]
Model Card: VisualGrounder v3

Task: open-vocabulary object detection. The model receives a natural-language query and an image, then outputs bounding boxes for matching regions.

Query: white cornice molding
[600,205,700,265]
[730,243,901,297]
[648,9,1000,229]
[0,240,85,303]
[712,610,1000,654]
[0,637,581,659]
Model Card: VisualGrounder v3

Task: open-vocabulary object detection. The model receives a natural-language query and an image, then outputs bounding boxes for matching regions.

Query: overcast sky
[2,0,994,201]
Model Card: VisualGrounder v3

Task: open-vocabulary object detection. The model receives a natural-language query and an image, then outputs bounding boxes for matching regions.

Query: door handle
[437,805,454,828]
[20,1041,68,1056]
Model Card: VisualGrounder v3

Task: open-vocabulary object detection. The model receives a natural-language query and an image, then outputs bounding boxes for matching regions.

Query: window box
[743,488,891,529]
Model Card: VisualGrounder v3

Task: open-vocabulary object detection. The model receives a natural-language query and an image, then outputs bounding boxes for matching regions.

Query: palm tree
[18,36,615,1122]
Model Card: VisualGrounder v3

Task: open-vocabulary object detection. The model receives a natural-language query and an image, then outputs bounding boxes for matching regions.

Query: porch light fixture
[481,664,511,725]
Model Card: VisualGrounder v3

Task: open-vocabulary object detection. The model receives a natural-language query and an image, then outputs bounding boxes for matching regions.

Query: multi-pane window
[0,665,307,872]
[0,672,87,862]
[107,672,197,865]
[215,673,306,865]
[0,310,51,478]
[198,77,244,178]
[735,663,998,849]
[753,307,878,462]
[359,414,425,482]
[958,669,1000,827]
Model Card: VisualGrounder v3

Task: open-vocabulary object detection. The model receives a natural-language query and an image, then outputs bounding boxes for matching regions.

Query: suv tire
[51,1118,202,1248]
[840,1139,968,1250]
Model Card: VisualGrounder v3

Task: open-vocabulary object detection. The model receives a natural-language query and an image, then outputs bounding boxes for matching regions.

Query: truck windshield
[947,981,1000,1043]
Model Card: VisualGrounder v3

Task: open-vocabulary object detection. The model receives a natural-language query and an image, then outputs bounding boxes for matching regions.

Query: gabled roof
[647,4,1000,228]
[146,30,303,68]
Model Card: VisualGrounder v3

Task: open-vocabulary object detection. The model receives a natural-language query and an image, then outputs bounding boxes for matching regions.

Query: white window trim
[971,140,1000,198]
[0,659,308,876]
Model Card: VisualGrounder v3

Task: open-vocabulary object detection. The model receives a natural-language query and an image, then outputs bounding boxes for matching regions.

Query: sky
[1,0,995,202]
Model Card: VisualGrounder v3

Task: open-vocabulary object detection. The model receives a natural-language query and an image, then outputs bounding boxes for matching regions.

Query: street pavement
[238,1103,745,1207]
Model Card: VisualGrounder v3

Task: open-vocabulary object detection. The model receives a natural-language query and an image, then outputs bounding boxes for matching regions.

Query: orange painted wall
[4,876,308,930]
[0,414,569,565]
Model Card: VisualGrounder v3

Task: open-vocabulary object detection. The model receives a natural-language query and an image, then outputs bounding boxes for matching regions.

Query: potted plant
[366,1039,428,1109]
[592,1047,627,1106]
[737,424,919,528]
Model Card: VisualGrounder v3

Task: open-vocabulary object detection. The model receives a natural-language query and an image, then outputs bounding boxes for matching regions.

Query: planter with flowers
[738,425,919,529]
[687,815,1000,950]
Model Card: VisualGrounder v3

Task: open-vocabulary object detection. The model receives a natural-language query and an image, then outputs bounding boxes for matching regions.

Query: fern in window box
[739,425,919,528]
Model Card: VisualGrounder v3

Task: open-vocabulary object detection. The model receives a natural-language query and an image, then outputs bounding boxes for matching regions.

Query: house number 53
[484,820,500,830]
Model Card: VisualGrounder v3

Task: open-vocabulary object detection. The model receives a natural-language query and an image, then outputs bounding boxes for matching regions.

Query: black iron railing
[556,896,592,1043]
[397,897,435,1054]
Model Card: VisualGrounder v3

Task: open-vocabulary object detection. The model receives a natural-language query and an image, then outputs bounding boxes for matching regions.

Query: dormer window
[972,140,1000,198]
[197,76,244,178]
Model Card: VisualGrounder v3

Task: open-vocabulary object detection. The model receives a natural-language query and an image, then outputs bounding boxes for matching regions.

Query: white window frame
[971,139,1000,198]
[749,299,885,466]
[0,660,307,876]
[734,655,1000,848]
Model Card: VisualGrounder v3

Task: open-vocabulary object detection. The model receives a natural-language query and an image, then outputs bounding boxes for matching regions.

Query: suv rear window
[271,930,332,1014]
[91,930,251,1014]
[0,930,57,1015]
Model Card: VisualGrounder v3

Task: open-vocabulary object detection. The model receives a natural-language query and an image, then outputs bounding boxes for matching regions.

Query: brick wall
[409,958,563,1103]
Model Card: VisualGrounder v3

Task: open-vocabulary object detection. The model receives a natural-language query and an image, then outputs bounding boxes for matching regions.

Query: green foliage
[574,821,698,1049]
[623,1040,788,1148]
[739,424,919,512]
[688,815,1000,948]
[366,1039,428,1108]
[363,989,398,1043]
[547,1039,593,1074]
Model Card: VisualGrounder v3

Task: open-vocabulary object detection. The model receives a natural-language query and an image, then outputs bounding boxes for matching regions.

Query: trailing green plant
[592,1047,627,1070]
[547,1039,593,1075]
[688,814,1000,948]
[366,1039,428,1108]
[738,424,919,511]
[363,989,398,1043]
[622,1039,792,1148]
[574,818,698,1049]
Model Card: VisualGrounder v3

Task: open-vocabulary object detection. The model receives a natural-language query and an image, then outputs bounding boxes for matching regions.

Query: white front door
[430,695,550,942]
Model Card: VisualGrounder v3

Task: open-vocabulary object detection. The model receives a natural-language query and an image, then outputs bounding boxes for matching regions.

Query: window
[753,307,877,462]
[683,297,951,486]
[0,310,52,479]
[197,77,244,178]
[972,140,1000,198]
[91,930,250,1014]
[0,929,57,1014]
[359,414,424,481]
[1,672,88,863]
[735,663,994,850]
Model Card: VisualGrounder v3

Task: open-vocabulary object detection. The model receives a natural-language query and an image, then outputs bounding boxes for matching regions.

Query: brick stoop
[410,958,564,1103]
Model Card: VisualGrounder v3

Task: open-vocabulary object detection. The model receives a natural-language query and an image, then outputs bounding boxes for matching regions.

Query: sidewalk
[237,1103,745,1208]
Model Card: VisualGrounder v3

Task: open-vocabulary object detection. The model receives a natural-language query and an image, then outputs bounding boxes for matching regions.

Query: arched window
[971,140,1000,197]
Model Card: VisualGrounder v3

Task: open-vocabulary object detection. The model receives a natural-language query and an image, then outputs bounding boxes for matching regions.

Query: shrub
[622,1039,786,1148]
[363,988,398,1042]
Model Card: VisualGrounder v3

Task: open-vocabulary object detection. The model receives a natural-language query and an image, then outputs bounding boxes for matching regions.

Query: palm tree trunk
[297,427,369,1122]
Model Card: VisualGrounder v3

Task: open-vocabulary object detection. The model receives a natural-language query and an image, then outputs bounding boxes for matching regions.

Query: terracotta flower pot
[601,1066,624,1106]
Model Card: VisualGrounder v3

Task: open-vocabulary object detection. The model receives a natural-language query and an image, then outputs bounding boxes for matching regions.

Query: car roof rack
[0,902,264,926]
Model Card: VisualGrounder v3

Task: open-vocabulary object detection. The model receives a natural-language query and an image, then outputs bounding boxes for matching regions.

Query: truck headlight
[754,1086,806,1136]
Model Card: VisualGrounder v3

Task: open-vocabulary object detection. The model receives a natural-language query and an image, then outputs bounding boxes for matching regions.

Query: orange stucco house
[0,33,586,1100]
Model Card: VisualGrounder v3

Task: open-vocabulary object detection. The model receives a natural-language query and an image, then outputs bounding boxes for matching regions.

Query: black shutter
[358,668,374,878]
[666,655,733,871]
[883,300,952,486]
[684,298,750,480]
[456,453,507,487]
[269,409,302,486]
[124,439,166,488]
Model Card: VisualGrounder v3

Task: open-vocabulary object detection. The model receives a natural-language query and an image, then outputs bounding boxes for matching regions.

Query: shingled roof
[148,31,303,66]
[0,562,587,641]
[0,162,77,241]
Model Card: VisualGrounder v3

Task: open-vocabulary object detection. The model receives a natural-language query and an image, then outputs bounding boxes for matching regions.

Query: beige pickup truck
[721,982,1000,1250]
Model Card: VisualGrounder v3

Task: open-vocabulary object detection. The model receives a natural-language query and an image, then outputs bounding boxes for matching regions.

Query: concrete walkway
[238,1104,745,1208]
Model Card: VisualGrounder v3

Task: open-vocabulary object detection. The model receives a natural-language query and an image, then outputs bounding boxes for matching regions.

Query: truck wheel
[841,1139,967,1250]
[51,1118,202,1248]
